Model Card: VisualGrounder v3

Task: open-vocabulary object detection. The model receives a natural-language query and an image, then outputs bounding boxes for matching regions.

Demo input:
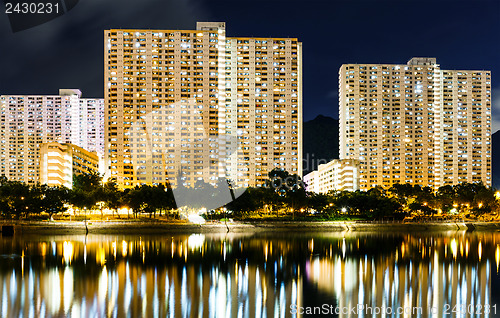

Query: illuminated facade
[72,97,105,159]
[105,22,302,189]
[0,89,104,184]
[303,159,359,193]
[340,57,491,190]
[39,142,99,188]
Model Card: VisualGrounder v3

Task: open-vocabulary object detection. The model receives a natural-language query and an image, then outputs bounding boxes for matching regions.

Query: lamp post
[225,179,235,233]
[20,197,24,219]
[84,207,88,235]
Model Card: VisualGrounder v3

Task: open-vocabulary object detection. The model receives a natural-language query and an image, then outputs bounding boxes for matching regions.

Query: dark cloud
[0,0,499,124]
[0,0,211,97]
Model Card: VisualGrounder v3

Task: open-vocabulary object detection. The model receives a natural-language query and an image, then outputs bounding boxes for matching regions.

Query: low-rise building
[303,159,359,193]
[39,142,99,188]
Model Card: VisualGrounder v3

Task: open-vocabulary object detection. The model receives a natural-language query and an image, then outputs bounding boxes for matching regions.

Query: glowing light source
[342,238,346,258]
[450,239,457,259]
[63,241,74,265]
[188,214,206,224]
[122,241,128,257]
[496,245,500,272]
[188,234,205,250]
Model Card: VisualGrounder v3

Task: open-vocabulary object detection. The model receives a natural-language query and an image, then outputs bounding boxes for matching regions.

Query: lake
[1,230,500,317]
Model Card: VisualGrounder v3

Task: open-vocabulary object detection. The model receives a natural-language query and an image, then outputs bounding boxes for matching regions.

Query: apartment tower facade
[105,22,302,189]
[339,58,491,190]
[0,89,104,184]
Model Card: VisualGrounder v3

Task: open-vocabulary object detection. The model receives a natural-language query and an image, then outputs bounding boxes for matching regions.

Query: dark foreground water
[1,231,500,317]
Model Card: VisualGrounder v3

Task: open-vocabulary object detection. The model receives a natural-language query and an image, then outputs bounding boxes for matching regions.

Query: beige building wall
[339,58,491,190]
[440,70,491,186]
[74,98,105,159]
[303,171,319,193]
[303,159,360,193]
[40,142,99,188]
[104,22,301,189]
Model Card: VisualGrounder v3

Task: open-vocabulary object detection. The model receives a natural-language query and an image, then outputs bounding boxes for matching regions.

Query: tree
[415,186,436,209]
[71,171,103,212]
[436,185,455,213]
[307,192,330,213]
[0,180,31,219]
[160,184,177,217]
[124,187,143,218]
[332,190,402,220]
[265,168,307,215]
[285,174,308,216]
[472,186,497,215]
[102,178,122,216]
[40,185,69,219]
[225,188,257,215]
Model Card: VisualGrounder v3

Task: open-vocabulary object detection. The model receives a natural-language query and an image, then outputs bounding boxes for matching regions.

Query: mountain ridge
[302,115,339,176]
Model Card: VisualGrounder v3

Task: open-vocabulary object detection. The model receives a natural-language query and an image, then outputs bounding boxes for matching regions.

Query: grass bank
[2,219,500,235]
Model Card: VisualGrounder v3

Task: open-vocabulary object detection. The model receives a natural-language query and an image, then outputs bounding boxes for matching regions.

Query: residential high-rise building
[72,97,105,159]
[39,142,99,188]
[0,89,104,184]
[339,58,491,190]
[104,22,302,189]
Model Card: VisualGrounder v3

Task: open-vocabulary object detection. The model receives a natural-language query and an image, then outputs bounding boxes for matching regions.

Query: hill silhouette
[302,115,339,176]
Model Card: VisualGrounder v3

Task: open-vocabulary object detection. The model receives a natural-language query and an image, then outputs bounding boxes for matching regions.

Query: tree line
[0,170,498,220]
[222,170,499,220]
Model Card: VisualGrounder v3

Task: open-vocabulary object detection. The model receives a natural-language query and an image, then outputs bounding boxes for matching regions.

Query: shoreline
[2,220,500,235]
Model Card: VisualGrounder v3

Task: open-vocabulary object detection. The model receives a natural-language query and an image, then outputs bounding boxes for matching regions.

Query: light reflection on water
[0,231,499,317]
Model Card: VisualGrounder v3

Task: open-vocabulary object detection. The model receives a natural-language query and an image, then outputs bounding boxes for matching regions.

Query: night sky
[0,0,499,130]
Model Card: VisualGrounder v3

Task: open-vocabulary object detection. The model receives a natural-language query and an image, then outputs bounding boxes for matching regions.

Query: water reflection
[307,238,491,317]
[0,234,302,318]
[0,231,499,317]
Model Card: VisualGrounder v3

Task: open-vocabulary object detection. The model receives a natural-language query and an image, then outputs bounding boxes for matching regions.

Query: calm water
[1,230,500,317]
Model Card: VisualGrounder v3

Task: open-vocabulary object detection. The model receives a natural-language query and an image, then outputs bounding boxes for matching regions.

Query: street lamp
[84,207,88,235]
